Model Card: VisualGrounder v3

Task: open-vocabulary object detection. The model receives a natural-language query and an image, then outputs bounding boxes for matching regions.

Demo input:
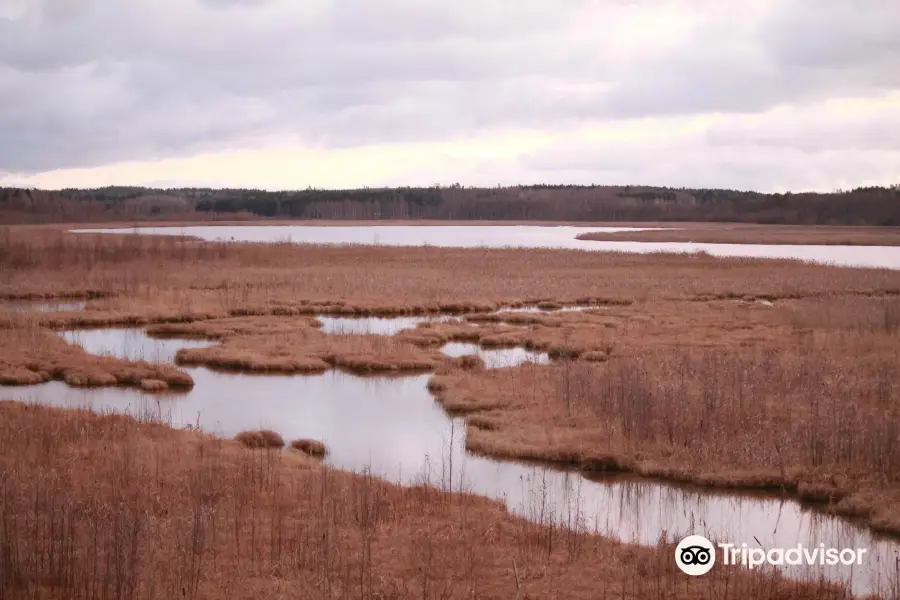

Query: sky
[0,0,898,192]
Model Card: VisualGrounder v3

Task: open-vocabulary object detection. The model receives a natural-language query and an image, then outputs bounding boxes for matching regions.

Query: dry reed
[432,331,900,534]
[0,400,854,599]
[235,429,285,449]
[577,223,900,246]
[3,224,900,570]
[3,227,900,314]
[291,438,328,458]
[173,329,444,375]
[0,320,193,390]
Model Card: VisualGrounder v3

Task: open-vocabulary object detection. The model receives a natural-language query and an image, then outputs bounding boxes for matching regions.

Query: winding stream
[2,323,899,595]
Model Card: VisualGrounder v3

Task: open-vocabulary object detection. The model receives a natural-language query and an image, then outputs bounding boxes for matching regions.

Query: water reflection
[440,342,550,368]
[74,225,652,249]
[493,305,602,314]
[3,327,898,595]
[317,315,460,335]
[60,328,215,363]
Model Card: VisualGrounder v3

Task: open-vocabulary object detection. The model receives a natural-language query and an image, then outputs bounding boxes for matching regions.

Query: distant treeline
[2,184,899,225]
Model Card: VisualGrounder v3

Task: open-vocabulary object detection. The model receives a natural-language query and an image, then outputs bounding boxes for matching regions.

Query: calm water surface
[492,304,602,314]
[317,315,460,335]
[76,225,650,249]
[73,225,900,269]
[4,327,898,594]
[61,328,214,363]
[316,309,593,334]
[441,342,550,368]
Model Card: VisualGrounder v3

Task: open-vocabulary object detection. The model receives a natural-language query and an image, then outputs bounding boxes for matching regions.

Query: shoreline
[577,223,900,246]
[0,398,860,598]
[3,310,899,542]
[7,220,900,248]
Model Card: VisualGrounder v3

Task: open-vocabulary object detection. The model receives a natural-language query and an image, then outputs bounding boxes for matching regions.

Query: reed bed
[784,297,900,335]
[0,400,852,600]
[432,330,900,535]
[291,438,328,458]
[2,225,900,597]
[400,300,789,359]
[235,429,285,449]
[146,315,322,339]
[0,320,193,391]
[576,223,900,246]
[3,228,900,312]
[174,329,445,375]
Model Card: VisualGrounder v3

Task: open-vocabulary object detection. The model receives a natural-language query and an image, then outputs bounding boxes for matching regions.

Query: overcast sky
[1,0,898,192]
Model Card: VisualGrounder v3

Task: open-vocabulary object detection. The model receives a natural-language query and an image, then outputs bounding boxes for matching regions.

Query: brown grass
[3,227,900,313]
[407,317,608,353]
[430,329,900,535]
[0,400,852,599]
[147,314,321,339]
[174,328,444,375]
[235,429,285,449]
[139,378,168,392]
[291,438,328,458]
[580,350,610,362]
[3,226,900,552]
[443,354,487,371]
[781,296,900,335]
[577,223,900,246]
[148,304,749,376]
[0,320,193,390]
[396,299,795,360]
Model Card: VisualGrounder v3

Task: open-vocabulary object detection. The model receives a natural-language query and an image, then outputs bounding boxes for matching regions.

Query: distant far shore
[576,222,900,246]
[7,219,900,247]
[3,184,899,227]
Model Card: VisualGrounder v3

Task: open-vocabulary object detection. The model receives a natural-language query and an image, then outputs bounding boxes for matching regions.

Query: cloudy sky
[1,0,898,192]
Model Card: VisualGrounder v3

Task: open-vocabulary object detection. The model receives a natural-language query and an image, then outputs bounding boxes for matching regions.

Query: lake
[73,225,900,269]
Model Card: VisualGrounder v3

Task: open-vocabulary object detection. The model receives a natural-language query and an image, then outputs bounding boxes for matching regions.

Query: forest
[2,183,899,225]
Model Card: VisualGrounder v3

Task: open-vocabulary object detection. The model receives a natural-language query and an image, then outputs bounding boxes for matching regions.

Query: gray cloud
[760,0,900,69]
[1,0,899,177]
[515,106,900,192]
[201,0,273,7]
[596,2,900,119]
[703,101,900,154]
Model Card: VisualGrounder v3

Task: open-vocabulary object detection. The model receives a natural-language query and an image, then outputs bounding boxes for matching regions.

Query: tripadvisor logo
[675,535,869,576]
[676,535,716,576]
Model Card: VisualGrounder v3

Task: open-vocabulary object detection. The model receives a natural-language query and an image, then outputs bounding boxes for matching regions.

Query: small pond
[440,342,550,369]
[317,314,460,335]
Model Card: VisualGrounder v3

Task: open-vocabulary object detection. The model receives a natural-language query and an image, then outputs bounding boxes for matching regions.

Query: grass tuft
[140,378,169,392]
[234,429,285,449]
[290,438,328,457]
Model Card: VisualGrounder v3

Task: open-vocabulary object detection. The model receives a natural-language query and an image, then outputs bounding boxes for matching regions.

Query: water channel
[2,321,897,595]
